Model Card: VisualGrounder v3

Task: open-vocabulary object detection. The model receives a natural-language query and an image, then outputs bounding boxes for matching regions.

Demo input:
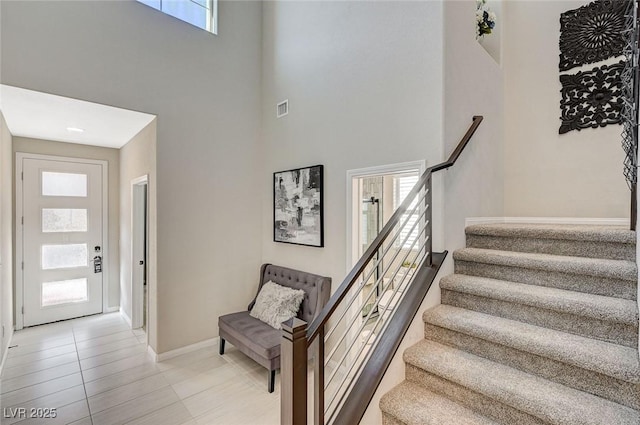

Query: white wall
[261,3,449,423]
[261,0,444,286]
[0,110,14,367]
[12,137,121,311]
[1,0,263,353]
[503,0,629,218]
[361,1,505,422]
[119,121,157,347]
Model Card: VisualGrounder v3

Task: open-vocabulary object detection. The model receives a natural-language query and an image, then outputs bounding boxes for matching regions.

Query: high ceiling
[0,85,155,149]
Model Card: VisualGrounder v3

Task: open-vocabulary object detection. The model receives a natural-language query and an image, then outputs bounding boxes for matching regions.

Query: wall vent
[277,100,289,118]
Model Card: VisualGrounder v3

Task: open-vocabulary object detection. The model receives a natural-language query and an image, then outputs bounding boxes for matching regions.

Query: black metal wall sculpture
[620,0,638,192]
[559,61,624,134]
[559,0,628,72]
[558,0,630,134]
[558,0,638,229]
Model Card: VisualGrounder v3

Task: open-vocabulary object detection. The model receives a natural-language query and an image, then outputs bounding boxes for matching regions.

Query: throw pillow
[250,281,305,329]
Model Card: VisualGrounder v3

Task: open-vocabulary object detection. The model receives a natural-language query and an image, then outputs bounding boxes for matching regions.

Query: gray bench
[218,263,331,392]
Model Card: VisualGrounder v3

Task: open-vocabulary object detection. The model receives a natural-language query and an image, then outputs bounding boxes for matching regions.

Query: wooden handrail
[306,115,483,342]
[431,115,484,172]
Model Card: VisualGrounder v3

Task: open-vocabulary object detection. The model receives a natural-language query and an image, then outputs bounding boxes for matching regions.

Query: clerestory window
[138,0,218,34]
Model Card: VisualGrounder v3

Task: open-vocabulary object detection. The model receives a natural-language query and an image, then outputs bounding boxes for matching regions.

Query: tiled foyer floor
[0,313,280,425]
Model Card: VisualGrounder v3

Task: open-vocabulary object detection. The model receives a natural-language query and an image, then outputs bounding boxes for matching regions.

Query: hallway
[0,313,279,425]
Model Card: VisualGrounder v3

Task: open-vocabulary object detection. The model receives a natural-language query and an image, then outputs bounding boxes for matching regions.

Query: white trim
[120,307,132,328]
[131,175,149,331]
[0,327,14,376]
[104,306,120,313]
[464,217,509,227]
[155,337,219,362]
[147,344,158,362]
[465,217,629,227]
[15,156,23,330]
[345,160,427,273]
[102,162,109,314]
[15,153,110,330]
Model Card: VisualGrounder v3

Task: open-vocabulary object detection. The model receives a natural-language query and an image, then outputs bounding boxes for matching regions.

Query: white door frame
[345,160,426,274]
[15,153,109,330]
[131,175,148,331]
[343,160,425,368]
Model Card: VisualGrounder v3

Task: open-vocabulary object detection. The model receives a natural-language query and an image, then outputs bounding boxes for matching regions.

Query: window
[42,209,88,233]
[42,172,87,197]
[393,174,420,249]
[137,0,218,34]
[41,244,88,270]
[42,279,88,307]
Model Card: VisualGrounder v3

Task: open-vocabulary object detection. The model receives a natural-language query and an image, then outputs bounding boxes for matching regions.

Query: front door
[21,157,104,327]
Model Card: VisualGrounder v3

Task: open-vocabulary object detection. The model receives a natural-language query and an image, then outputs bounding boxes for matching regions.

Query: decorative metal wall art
[620,0,638,190]
[559,61,624,134]
[559,0,628,72]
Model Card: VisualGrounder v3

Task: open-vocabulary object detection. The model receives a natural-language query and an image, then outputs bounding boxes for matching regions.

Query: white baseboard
[147,345,158,362]
[465,217,506,227]
[0,327,14,376]
[465,217,629,227]
[155,337,219,362]
[120,309,132,328]
[105,306,120,313]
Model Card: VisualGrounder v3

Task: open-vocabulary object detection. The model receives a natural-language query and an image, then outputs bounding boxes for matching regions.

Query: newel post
[281,318,308,425]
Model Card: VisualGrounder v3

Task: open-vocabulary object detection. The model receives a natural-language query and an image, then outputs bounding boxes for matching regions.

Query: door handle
[139,260,144,265]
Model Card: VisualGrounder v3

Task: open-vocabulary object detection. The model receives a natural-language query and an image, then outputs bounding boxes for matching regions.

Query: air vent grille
[277,100,289,118]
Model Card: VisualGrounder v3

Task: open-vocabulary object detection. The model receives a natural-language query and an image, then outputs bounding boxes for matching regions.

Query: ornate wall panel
[559,0,628,72]
[559,61,624,134]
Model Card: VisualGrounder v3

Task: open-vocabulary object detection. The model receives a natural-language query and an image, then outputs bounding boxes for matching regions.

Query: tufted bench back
[248,263,331,324]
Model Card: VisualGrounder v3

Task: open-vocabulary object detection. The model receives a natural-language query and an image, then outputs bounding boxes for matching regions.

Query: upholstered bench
[218,263,331,392]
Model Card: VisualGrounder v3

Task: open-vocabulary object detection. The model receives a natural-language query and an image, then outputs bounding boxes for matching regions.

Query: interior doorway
[131,175,148,334]
[345,160,425,353]
[350,166,422,316]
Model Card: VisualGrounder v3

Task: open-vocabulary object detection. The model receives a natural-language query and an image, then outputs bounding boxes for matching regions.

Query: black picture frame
[273,165,324,247]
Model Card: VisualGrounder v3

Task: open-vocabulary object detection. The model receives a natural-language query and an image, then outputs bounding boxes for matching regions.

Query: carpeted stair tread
[422,304,640,384]
[465,224,635,261]
[403,341,640,425]
[440,274,639,326]
[453,248,637,281]
[380,381,499,425]
[465,223,635,244]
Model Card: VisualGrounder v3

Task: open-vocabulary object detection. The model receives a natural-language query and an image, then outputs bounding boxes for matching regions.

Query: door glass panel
[42,172,87,197]
[42,244,88,269]
[42,209,88,233]
[42,278,88,307]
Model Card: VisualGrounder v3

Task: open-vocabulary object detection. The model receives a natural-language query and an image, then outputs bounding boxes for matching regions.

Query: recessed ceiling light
[66,127,84,133]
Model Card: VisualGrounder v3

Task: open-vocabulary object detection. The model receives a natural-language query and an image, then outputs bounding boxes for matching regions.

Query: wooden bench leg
[219,338,226,355]
[268,369,276,393]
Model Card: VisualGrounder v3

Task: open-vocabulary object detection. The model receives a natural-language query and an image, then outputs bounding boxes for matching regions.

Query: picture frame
[273,165,324,247]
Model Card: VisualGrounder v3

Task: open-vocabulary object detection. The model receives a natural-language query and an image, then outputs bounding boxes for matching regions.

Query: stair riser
[405,365,547,425]
[441,290,638,348]
[455,260,637,300]
[466,235,635,261]
[423,323,640,410]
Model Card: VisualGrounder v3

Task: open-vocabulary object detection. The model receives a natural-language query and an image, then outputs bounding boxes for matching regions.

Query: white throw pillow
[250,281,305,329]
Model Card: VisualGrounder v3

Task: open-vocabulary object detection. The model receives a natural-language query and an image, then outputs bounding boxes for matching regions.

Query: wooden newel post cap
[282,318,308,340]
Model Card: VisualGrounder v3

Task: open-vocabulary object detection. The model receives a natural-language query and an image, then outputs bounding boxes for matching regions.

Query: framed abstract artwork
[273,165,324,247]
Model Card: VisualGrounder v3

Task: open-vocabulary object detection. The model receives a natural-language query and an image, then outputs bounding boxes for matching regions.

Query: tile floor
[0,313,280,425]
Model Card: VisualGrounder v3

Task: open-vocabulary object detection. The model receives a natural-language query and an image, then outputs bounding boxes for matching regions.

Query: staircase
[380,223,640,425]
